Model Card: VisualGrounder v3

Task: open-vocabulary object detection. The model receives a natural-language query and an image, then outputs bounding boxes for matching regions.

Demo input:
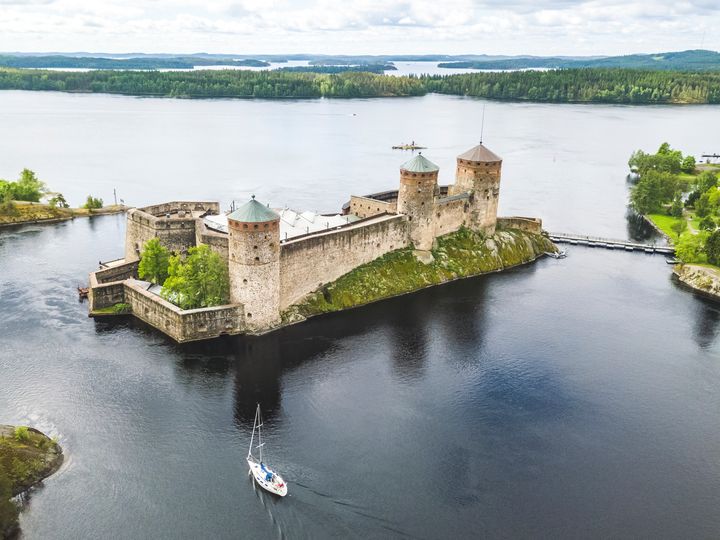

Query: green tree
[669,195,683,217]
[681,155,696,174]
[706,230,720,266]
[138,238,171,285]
[630,170,677,214]
[696,192,711,217]
[696,171,717,192]
[48,193,69,208]
[700,216,716,231]
[83,195,103,209]
[161,244,229,309]
[670,219,687,239]
[675,232,707,263]
[12,168,46,202]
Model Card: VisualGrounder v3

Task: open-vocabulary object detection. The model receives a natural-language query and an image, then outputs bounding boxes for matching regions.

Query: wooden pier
[548,232,675,255]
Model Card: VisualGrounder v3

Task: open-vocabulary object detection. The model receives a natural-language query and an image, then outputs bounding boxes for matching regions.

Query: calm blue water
[0,92,719,539]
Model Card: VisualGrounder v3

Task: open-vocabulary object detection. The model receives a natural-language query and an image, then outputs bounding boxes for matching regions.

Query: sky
[0,0,718,56]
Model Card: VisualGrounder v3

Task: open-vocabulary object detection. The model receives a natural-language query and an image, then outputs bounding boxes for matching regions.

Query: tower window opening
[243,224,248,229]
[254,256,260,261]
[247,313,252,319]
[253,245,258,250]
[254,224,258,229]
[243,279,247,284]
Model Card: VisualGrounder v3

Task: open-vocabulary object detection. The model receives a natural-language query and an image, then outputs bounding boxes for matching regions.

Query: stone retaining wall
[497,216,543,234]
[123,281,245,342]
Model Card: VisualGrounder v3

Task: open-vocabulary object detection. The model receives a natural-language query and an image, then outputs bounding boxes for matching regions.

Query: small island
[0,426,63,539]
[0,168,126,228]
[86,142,556,342]
[627,143,720,300]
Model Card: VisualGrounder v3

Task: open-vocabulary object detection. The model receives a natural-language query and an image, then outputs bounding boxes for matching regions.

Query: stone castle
[89,142,543,342]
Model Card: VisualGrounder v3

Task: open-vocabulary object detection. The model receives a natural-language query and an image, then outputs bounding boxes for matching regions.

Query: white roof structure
[204,208,360,241]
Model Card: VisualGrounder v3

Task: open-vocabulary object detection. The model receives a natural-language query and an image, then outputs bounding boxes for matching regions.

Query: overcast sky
[0,0,717,56]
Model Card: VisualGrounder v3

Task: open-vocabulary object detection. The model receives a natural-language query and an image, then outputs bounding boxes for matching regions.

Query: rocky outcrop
[673,264,720,300]
[0,425,64,539]
[283,227,556,321]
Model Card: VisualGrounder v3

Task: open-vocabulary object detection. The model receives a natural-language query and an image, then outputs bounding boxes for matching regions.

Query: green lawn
[647,213,685,240]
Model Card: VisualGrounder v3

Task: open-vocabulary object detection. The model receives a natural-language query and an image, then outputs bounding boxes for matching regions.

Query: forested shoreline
[1,67,720,103]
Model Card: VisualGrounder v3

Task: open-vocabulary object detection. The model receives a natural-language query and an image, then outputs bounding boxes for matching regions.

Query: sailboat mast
[248,404,258,458]
[258,407,263,462]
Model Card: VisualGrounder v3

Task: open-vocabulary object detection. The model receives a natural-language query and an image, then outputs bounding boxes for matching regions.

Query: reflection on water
[625,207,662,243]
[691,295,720,350]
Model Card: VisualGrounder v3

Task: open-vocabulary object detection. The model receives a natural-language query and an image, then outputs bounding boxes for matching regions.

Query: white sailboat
[247,404,288,497]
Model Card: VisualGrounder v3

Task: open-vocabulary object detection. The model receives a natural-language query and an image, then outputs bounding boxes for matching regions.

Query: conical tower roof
[400,153,439,173]
[228,196,279,223]
[457,143,501,163]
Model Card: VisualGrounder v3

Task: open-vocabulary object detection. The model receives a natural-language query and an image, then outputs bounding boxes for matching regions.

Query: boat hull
[247,457,288,497]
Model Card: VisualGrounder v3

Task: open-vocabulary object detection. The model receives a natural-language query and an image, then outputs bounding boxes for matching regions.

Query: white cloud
[0,0,718,54]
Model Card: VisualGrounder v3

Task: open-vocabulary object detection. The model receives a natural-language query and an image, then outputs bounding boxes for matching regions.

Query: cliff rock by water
[0,426,64,539]
[284,227,555,321]
[673,264,720,300]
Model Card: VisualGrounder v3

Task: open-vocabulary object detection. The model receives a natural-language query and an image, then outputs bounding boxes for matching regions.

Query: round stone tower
[397,153,439,251]
[227,196,281,332]
[455,143,502,235]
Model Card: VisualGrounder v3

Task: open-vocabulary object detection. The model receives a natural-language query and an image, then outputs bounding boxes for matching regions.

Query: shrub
[13,427,29,443]
[0,465,18,538]
[0,192,17,216]
[111,303,131,314]
[83,195,103,209]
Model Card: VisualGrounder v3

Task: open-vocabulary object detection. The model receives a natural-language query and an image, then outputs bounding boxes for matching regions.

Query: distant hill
[0,55,270,70]
[438,50,720,71]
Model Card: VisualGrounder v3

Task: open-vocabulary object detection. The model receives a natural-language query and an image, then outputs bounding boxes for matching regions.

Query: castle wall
[140,201,219,217]
[123,201,219,261]
[94,261,139,284]
[497,216,543,234]
[279,215,409,310]
[349,195,396,219]
[124,281,244,342]
[196,221,229,263]
[124,209,199,261]
[88,281,126,311]
[434,195,470,238]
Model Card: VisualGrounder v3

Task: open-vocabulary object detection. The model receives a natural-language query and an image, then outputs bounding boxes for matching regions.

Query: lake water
[1,91,719,539]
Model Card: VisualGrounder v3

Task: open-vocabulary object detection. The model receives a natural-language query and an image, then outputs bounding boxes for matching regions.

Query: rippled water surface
[1,92,720,539]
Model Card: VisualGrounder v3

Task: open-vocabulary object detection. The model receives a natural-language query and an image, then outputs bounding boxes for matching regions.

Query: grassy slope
[286,227,555,319]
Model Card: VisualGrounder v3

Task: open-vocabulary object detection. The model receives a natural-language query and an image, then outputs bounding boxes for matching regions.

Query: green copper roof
[400,153,439,173]
[228,196,280,223]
